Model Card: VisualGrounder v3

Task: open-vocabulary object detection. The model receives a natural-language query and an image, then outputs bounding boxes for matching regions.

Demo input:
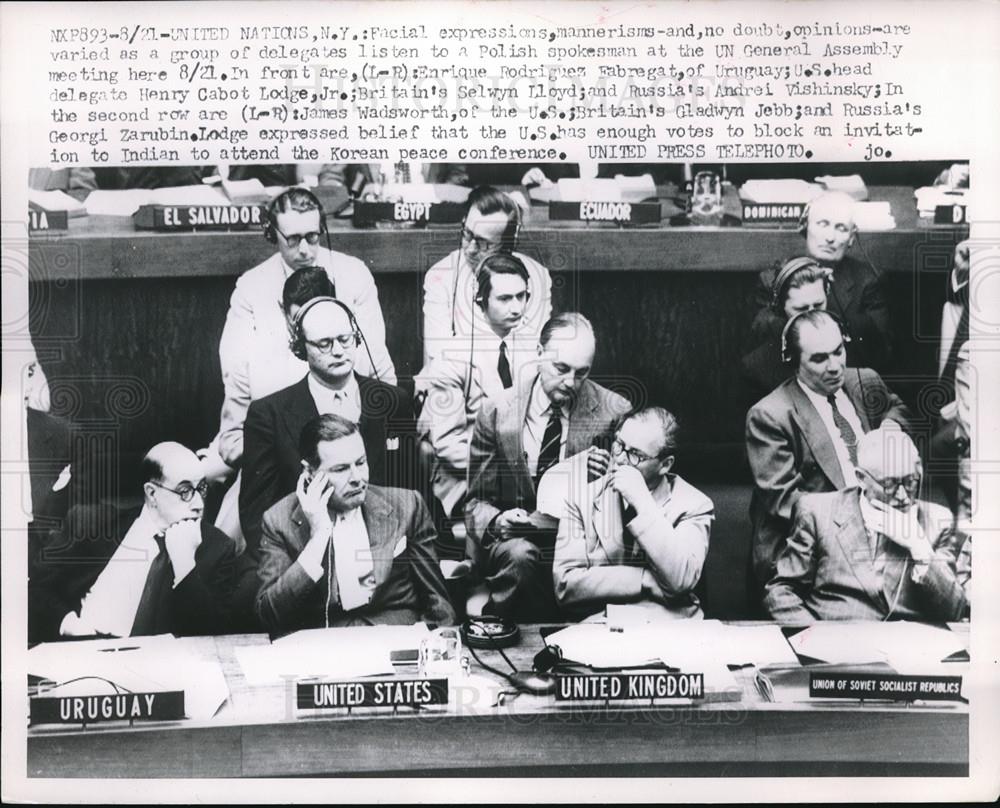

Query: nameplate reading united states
[296,678,449,711]
[29,690,186,726]
[133,204,266,231]
[555,672,704,701]
[352,201,466,227]
[809,673,965,702]
[741,203,807,226]
[549,201,660,226]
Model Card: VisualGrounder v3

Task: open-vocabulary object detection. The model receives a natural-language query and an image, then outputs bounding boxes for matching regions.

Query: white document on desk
[788,621,967,668]
[720,624,799,668]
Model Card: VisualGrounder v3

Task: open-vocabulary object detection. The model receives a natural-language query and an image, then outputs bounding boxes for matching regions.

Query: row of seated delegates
[746,309,915,591]
[553,407,715,620]
[751,190,893,373]
[28,442,236,643]
[464,313,632,620]
[256,415,456,634]
[765,428,970,623]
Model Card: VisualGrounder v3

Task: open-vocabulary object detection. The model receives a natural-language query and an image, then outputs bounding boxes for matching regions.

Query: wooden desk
[27,624,969,778]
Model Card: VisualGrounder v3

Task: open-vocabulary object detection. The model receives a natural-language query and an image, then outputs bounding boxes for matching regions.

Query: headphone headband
[780,309,851,365]
[770,256,826,310]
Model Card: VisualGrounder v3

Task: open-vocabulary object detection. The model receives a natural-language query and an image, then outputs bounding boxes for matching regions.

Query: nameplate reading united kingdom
[296,678,449,711]
[809,673,965,702]
[133,204,265,231]
[740,202,806,226]
[555,672,704,701]
[549,201,660,225]
[352,201,465,227]
[29,690,186,726]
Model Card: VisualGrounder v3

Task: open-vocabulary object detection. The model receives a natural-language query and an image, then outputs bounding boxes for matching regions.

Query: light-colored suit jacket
[217,247,396,467]
[746,368,912,584]
[255,485,456,636]
[465,377,631,564]
[765,490,967,624]
[553,472,714,619]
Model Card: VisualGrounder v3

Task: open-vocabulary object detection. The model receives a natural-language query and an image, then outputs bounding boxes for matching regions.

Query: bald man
[765,429,967,623]
[29,442,236,643]
[752,190,893,370]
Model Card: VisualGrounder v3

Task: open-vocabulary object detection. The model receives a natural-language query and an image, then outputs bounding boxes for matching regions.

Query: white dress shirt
[797,380,865,484]
[298,507,376,611]
[308,373,362,423]
[523,378,571,478]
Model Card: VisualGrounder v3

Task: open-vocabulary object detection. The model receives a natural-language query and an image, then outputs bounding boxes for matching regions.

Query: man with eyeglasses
[553,407,714,620]
[29,442,236,643]
[765,429,967,623]
[240,297,417,563]
[465,313,631,620]
[421,185,553,369]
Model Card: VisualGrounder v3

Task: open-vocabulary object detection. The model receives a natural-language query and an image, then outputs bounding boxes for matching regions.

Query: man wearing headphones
[239,297,416,561]
[465,313,631,620]
[765,429,967,623]
[422,185,553,370]
[418,254,535,519]
[740,256,830,405]
[746,310,913,588]
[751,190,893,371]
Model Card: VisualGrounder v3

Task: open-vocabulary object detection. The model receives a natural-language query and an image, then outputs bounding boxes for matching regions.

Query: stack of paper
[84,184,231,217]
[221,178,270,205]
[739,179,824,204]
[787,621,967,668]
[28,189,87,217]
[814,174,869,200]
[853,201,896,231]
[914,185,968,216]
[529,175,656,204]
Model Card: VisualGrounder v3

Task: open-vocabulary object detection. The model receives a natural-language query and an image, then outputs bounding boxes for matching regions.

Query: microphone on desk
[461,617,557,696]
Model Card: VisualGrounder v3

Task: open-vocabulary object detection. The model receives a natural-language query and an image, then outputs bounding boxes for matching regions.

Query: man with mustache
[746,310,913,589]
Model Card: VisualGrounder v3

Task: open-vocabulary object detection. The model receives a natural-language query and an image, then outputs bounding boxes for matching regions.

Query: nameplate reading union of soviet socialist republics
[809,673,965,702]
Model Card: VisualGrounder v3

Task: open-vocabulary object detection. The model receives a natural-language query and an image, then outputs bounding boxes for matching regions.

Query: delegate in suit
[29,442,235,644]
[746,309,913,585]
[553,407,714,620]
[465,312,631,619]
[766,429,968,623]
[256,414,456,635]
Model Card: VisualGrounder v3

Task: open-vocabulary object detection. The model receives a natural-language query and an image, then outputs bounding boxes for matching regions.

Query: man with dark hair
[256,414,455,635]
[422,185,552,368]
[752,191,893,370]
[240,298,417,560]
[554,407,714,620]
[766,429,967,623]
[418,253,535,518]
[465,312,631,619]
[29,442,235,643]
[746,310,913,587]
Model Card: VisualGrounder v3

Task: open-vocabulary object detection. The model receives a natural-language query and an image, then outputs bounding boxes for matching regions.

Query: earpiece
[289,296,363,361]
[264,188,327,245]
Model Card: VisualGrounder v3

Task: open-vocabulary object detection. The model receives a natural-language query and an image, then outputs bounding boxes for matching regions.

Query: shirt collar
[797,378,842,408]
[308,371,359,403]
[124,507,166,549]
[529,373,571,418]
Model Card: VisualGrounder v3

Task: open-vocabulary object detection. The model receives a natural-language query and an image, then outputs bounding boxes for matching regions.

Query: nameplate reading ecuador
[741,202,806,226]
[809,673,965,702]
[28,209,68,232]
[133,204,265,231]
[29,690,185,726]
[934,204,967,225]
[352,201,465,227]
[296,678,449,711]
[555,672,704,701]
[549,201,660,226]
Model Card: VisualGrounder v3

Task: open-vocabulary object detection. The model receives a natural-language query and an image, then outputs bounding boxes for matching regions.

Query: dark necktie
[828,394,859,466]
[940,284,969,403]
[130,532,172,636]
[535,405,563,484]
[497,341,513,389]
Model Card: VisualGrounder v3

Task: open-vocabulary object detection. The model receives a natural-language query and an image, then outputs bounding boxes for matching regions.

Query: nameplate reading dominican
[133,204,265,231]
[555,672,704,701]
[809,673,965,702]
[352,201,465,227]
[29,690,186,726]
[296,678,449,711]
[934,204,967,225]
[28,208,68,232]
[741,203,806,226]
[549,201,660,226]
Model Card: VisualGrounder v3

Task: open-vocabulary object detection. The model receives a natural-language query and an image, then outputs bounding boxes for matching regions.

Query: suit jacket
[746,369,913,584]
[553,472,714,619]
[765,491,967,623]
[739,337,790,409]
[464,377,631,564]
[752,255,892,370]
[28,505,236,644]
[255,485,456,636]
[240,373,418,558]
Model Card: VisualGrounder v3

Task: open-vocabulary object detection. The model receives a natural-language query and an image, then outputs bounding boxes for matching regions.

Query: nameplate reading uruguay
[297,678,449,711]
[549,201,660,226]
[741,203,806,226]
[133,204,265,231]
[352,201,465,226]
[29,690,185,726]
[555,672,704,701]
[809,673,965,702]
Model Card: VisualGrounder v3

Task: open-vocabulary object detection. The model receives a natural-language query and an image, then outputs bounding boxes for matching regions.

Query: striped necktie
[535,405,563,484]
